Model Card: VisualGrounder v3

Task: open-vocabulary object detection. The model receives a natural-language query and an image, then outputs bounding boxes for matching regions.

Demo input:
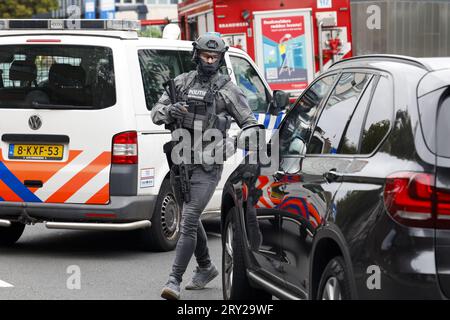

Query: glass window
[360,76,393,154]
[138,50,194,110]
[339,75,376,154]
[0,45,115,109]
[188,17,198,41]
[279,74,337,157]
[178,50,196,72]
[437,96,450,157]
[307,73,371,155]
[229,55,269,113]
[418,87,450,157]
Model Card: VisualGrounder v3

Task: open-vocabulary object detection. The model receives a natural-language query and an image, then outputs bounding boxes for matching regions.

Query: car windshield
[0,45,116,109]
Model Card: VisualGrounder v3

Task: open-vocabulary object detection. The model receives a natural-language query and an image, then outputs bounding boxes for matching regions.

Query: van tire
[0,222,25,246]
[138,180,181,252]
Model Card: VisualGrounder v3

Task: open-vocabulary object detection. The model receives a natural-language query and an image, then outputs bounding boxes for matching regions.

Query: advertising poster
[254,9,314,92]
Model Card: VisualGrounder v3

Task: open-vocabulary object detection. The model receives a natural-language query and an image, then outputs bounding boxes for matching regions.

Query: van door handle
[24,180,43,188]
[324,169,343,183]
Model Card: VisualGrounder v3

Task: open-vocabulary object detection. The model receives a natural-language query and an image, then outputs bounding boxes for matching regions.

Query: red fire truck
[178,0,352,93]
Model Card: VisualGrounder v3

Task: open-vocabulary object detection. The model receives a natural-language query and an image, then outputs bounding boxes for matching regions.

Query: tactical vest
[179,72,232,166]
[180,72,231,132]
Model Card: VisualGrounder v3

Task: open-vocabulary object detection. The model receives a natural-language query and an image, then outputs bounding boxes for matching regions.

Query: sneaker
[185,263,219,290]
[161,277,180,300]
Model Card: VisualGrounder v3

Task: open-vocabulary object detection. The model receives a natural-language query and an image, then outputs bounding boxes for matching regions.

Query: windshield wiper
[30,102,94,109]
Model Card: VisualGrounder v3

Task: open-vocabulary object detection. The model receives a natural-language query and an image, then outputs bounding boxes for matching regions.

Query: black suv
[220,55,450,300]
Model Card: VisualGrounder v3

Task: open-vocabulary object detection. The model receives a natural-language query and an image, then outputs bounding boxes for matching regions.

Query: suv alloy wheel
[317,257,351,300]
[222,207,271,300]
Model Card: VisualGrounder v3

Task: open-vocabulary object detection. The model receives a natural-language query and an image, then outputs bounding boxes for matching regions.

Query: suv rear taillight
[384,172,450,228]
[112,131,138,164]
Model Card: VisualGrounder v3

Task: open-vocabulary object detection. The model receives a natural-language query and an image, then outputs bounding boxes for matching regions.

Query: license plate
[8,144,64,160]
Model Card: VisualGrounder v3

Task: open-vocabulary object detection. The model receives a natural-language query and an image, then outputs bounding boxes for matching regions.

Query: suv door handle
[274,170,285,181]
[324,168,343,183]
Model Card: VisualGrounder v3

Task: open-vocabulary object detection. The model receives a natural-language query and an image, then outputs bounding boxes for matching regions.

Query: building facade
[114,0,182,20]
[351,0,450,57]
[34,0,182,21]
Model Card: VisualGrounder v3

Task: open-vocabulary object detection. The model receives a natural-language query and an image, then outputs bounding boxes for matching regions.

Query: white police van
[0,20,288,251]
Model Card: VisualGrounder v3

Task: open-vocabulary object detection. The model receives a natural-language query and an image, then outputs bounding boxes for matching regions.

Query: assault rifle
[163,79,191,203]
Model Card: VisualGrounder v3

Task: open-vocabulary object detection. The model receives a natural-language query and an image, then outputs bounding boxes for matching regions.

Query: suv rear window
[419,87,450,157]
[0,45,116,109]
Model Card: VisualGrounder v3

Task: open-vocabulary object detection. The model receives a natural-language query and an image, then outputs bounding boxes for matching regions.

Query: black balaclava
[196,51,223,80]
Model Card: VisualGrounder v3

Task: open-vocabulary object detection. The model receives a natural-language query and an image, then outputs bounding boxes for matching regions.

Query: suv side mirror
[269,90,290,115]
[289,137,307,156]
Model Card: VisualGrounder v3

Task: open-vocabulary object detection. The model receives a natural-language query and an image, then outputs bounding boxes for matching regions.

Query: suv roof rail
[330,54,433,72]
[0,19,140,32]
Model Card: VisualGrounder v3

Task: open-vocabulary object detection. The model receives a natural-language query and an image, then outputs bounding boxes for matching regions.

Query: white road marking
[0,279,14,288]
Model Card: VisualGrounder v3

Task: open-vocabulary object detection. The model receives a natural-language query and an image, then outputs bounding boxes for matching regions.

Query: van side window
[229,55,270,113]
[138,49,184,110]
[360,76,393,154]
[279,74,337,157]
[307,73,371,155]
[178,51,197,72]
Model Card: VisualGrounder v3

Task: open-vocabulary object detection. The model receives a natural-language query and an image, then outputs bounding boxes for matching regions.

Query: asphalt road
[0,220,223,300]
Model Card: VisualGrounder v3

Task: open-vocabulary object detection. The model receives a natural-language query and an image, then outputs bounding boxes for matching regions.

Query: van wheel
[317,257,351,300]
[139,180,181,252]
[222,207,271,300]
[0,222,25,246]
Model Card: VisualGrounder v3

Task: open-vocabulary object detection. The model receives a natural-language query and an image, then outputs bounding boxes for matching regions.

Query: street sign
[317,0,333,9]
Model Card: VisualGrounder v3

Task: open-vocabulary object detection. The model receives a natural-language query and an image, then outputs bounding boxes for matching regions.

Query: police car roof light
[0,19,141,32]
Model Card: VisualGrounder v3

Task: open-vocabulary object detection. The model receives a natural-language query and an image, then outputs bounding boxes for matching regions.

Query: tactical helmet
[192,32,229,69]
[193,32,228,53]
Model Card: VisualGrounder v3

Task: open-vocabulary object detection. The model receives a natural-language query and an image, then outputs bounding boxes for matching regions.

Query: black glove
[169,102,188,120]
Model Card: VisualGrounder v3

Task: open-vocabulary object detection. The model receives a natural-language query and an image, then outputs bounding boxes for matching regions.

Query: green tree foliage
[138,26,162,38]
[0,0,58,19]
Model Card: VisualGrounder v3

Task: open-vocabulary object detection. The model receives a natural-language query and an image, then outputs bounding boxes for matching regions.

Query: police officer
[151,33,258,300]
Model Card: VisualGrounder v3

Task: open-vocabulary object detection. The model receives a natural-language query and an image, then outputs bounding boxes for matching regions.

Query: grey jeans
[169,164,223,283]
